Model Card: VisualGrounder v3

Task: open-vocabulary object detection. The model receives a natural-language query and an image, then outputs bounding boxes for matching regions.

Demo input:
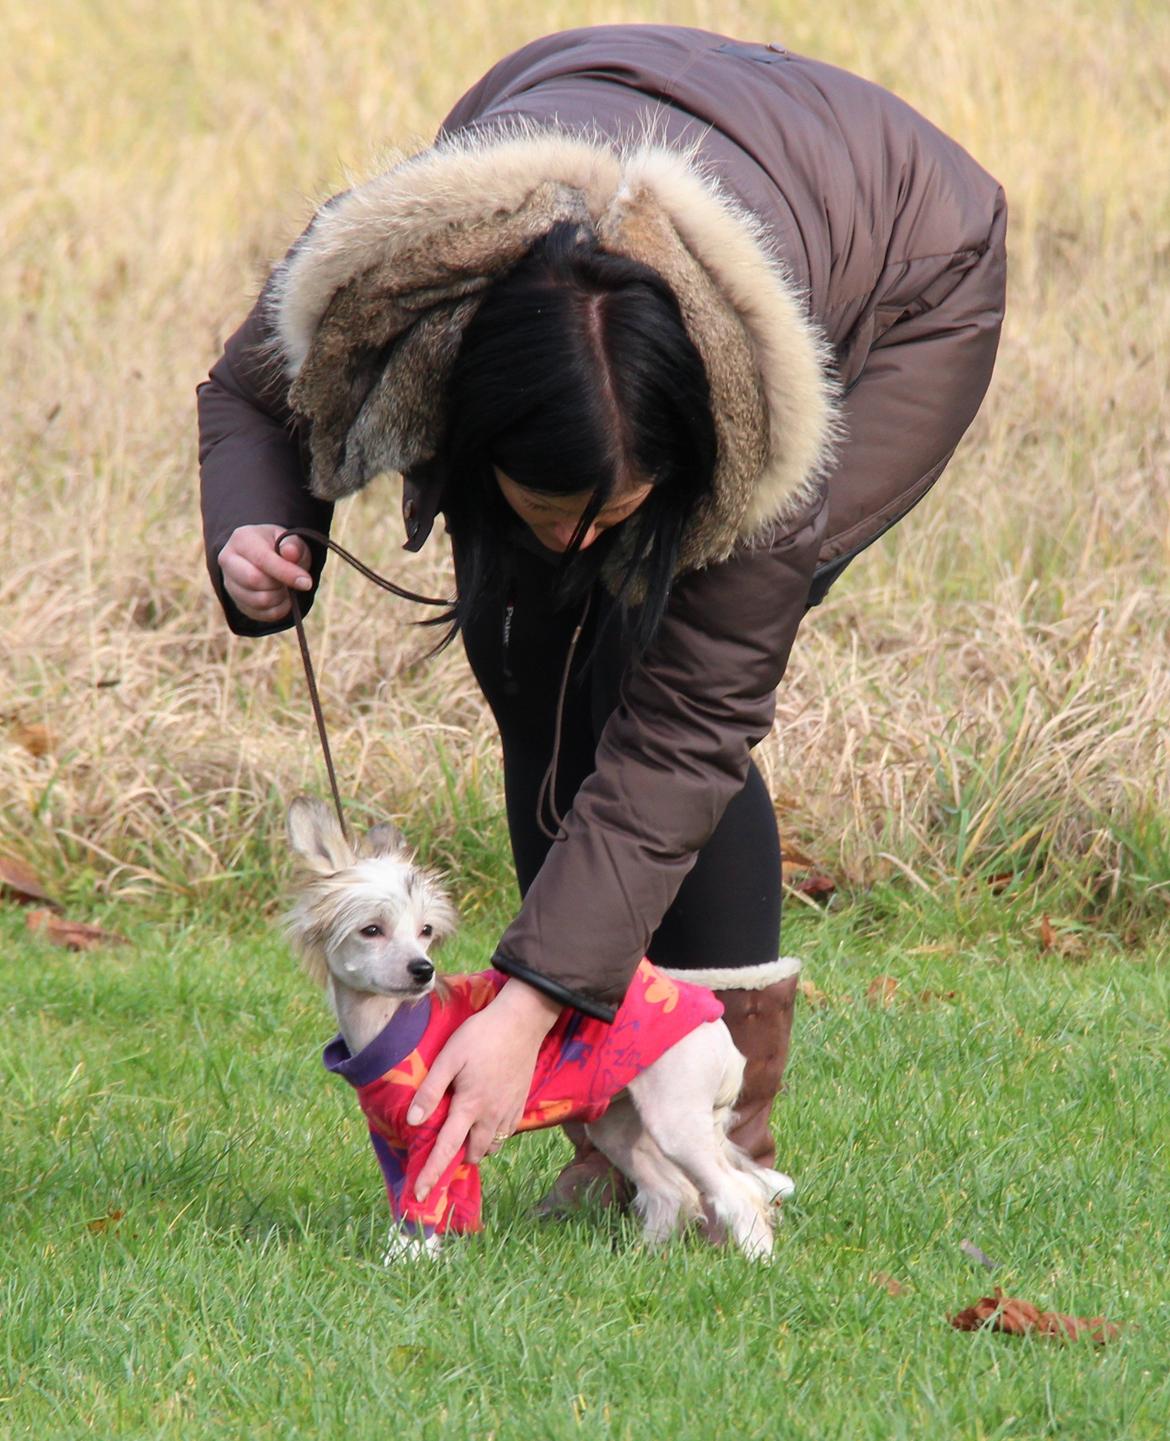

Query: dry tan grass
[2,0,1167,917]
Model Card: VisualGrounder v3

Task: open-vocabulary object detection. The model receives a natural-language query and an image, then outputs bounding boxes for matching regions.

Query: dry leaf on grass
[1037,914,1089,960]
[780,841,821,870]
[950,1288,1121,1344]
[866,976,900,1007]
[791,872,837,902]
[86,1209,125,1234]
[0,856,56,906]
[10,722,53,757]
[798,979,833,1009]
[872,1271,907,1297]
[27,910,128,951]
[919,989,957,1005]
[804,977,956,1010]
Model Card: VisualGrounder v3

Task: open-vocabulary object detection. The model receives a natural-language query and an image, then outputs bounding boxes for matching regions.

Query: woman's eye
[420,924,434,938]
[360,924,383,938]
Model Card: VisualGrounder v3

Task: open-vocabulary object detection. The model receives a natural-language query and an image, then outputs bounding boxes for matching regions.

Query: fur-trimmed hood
[269,125,839,574]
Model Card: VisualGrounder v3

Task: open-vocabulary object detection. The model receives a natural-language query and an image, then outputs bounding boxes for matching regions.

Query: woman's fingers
[407,1049,457,1130]
[414,1103,519,1196]
[467,1117,505,1167]
[218,525,313,620]
[407,1049,472,1199]
[408,984,561,1200]
[415,1101,479,1200]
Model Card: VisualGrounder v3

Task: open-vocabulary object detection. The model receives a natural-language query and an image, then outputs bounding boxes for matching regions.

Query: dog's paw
[763,1169,796,1203]
[382,1226,443,1265]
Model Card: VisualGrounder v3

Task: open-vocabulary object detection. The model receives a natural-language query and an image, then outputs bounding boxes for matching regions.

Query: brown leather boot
[713,975,799,1168]
[532,1121,634,1217]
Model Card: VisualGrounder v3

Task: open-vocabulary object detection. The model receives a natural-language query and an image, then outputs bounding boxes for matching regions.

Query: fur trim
[269,124,839,571]
[659,956,803,991]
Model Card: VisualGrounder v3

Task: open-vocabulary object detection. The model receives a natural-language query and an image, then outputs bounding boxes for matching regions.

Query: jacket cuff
[490,952,617,1024]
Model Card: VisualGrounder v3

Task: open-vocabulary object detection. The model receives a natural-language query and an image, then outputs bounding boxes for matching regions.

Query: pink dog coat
[323,958,723,1236]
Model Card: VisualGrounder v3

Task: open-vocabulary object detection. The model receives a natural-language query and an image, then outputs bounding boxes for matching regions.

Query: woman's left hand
[407,980,562,1200]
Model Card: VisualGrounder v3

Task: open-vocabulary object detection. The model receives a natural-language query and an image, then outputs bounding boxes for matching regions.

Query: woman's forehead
[495,467,649,512]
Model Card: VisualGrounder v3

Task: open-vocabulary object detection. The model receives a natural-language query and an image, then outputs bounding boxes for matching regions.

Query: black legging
[459,540,782,971]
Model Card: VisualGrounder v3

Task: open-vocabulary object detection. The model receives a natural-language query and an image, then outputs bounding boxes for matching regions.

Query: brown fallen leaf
[866,976,899,1007]
[0,856,56,906]
[872,1271,906,1297]
[780,841,820,870]
[791,872,836,902]
[798,979,832,1009]
[27,910,128,951]
[86,1208,125,1234]
[950,1288,1121,1344]
[919,989,958,1006]
[1037,914,1090,960]
[987,872,1015,894]
[10,722,52,757]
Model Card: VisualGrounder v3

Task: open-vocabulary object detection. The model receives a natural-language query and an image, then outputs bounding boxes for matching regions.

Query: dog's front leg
[382,1225,444,1265]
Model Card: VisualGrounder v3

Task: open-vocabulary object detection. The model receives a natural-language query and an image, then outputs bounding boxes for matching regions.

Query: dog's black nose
[408,959,434,984]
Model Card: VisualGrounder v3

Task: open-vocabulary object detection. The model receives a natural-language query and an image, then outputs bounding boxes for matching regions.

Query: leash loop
[276,527,452,607]
[277,528,453,842]
[535,592,592,842]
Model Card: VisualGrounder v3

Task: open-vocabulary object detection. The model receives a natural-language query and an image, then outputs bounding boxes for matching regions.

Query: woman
[199,25,1006,1211]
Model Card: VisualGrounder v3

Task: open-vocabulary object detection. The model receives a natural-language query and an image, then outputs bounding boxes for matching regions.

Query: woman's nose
[549,521,601,551]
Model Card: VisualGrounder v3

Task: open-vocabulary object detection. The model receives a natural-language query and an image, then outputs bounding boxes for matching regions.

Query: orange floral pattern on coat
[334,958,723,1236]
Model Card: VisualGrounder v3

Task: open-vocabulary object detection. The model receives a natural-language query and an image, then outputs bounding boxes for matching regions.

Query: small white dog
[285,796,794,1261]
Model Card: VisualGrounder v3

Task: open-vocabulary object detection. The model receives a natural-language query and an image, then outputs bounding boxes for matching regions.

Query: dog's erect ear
[360,821,409,859]
[286,796,354,874]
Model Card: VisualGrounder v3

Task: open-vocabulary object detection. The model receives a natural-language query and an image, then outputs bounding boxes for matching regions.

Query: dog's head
[284,796,457,998]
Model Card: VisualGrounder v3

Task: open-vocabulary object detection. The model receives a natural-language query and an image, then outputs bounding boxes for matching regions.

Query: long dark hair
[438,222,717,653]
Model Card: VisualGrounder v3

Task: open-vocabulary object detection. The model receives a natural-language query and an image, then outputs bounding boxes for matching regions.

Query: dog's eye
[419,924,434,939]
[359,924,383,939]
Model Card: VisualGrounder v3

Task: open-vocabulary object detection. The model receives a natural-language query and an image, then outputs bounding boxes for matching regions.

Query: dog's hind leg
[627,1026,778,1261]
[724,1143,796,1209]
[586,1097,702,1246]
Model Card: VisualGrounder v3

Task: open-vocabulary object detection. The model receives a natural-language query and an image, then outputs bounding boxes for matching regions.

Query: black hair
[437,221,717,653]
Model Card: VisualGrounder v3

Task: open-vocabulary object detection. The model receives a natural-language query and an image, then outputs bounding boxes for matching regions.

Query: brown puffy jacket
[199,25,1006,1020]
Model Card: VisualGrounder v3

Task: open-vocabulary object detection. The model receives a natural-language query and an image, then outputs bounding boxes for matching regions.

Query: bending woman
[198,25,1007,1210]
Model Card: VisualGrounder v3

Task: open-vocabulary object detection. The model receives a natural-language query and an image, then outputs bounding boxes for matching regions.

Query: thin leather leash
[535,591,591,842]
[277,526,588,848]
[278,527,451,843]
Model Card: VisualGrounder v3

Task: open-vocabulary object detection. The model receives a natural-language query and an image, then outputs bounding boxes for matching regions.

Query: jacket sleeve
[197,283,335,638]
[815,187,1008,575]
[491,486,828,1020]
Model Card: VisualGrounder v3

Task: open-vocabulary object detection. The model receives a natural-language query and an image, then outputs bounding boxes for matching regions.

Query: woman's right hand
[217,524,313,623]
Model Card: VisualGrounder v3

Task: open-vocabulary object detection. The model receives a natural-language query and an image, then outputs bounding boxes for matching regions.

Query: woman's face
[494,467,653,552]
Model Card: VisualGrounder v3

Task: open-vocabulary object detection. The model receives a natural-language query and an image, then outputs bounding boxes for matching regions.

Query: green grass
[2,878,1167,1440]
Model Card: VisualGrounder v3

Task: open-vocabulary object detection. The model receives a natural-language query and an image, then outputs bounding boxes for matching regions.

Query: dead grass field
[2,0,1168,925]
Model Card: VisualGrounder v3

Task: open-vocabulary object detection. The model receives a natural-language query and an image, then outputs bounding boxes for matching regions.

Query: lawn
[3,887,1166,1439]
[2,0,1168,1434]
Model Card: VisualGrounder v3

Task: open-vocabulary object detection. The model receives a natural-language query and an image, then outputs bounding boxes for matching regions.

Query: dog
[284,795,794,1261]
